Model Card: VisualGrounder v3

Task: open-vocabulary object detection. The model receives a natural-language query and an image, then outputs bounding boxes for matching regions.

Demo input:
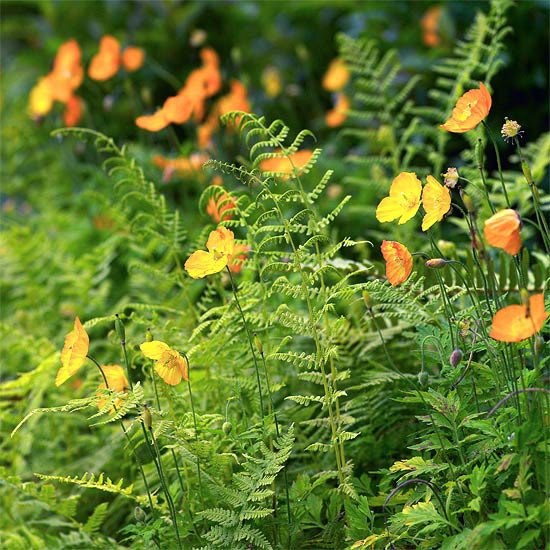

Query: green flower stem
[226,266,266,428]
[86,354,155,512]
[114,319,182,549]
[482,121,511,208]
[182,353,205,507]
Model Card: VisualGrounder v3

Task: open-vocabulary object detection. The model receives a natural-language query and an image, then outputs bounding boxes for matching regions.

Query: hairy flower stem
[226,267,266,430]
[514,138,550,252]
[86,355,155,512]
[482,121,511,208]
[182,354,205,508]
[149,366,187,505]
[144,423,183,549]
[114,320,182,549]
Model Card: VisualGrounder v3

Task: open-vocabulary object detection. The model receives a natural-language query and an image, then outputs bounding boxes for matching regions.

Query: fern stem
[258,347,292,543]
[182,353,205,508]
[226,267,266,429]
[86,354,155,513]
[149,365,188,507]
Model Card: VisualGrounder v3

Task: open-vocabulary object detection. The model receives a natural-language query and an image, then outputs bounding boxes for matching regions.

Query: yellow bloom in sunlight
[140,341,189,385]
[375,172,422,225]
[28,76,54,117]
[185,226,235,279]
[56,317,89,386]
[421,175,451,231]
[96,365,129,410]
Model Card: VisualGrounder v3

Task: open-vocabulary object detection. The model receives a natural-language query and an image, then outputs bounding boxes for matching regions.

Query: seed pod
[425,258,448,269]
[450,348,463,368]
[417,371,429,387]
[222,421,233,435]
[253,334,263,355]
[114,314,126,343]
[534,335,544,356]
[142,405,152,429]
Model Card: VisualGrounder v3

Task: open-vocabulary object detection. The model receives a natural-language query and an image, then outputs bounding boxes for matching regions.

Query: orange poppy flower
[185,226,235,279]
[440,83,492,133]
[259,149,313,177]
[89,35,121,81]
[206,190,236,223]
[217,80,250,117]
[228,243,250,274]
[421,6,442,47]
[326,93,350,127]
[322,58,350,92]
[121,46,145,72]
[490,293,548,342]
[483,209,522,255]
[135,109,169,132]
[56,317,89,386]
[140,341,189,385]
[63,96,83,127]
[49,39,84,102]
[381,240,413,286]
[96,365,129,410]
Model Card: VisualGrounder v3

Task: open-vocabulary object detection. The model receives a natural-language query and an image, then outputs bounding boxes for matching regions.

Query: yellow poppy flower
[56,317,89,386]
[185,226,235,279]
[140,341,189,385]
[96,365,129,410]
[421,175,451,231]
[376,172,422,225]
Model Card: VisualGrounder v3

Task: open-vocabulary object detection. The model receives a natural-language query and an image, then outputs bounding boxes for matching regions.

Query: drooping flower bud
[134,506,147,523]
[363,291,373,309]
[460,190,475,213]
[425,258,448,269]
[417,370,429,387]
[142,404,152,429]
[222,421,233,435]
[443,167,459,189]
[450,348,463,368]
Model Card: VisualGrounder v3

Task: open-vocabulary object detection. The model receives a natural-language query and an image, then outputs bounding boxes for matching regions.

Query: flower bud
[222,421,233,435]
[425,258,448,269]
[146,328,153,342]
[134,506,147,523]
[534,335,544,356]
[253,334,263,355]
[142,405,152,429]
[417,371,429,387]
[363,291,373,309]
[114,314,126,343]
[450,348,463,368]
[475,139,484,168]
[460,190,475,213]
